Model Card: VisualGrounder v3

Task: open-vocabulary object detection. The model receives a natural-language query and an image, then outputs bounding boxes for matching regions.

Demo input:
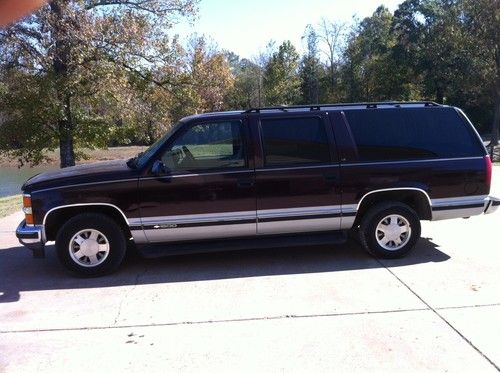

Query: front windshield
[131,122,183,169]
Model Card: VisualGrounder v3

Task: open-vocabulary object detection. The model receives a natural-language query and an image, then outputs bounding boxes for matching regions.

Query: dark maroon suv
[16,102,500,276]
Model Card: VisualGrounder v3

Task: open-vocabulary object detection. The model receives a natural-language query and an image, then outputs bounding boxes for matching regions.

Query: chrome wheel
[69,229,110,267]
[375,214,411,251]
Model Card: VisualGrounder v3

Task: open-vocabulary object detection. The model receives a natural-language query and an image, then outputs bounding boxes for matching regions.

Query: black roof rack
[243,101,440,113]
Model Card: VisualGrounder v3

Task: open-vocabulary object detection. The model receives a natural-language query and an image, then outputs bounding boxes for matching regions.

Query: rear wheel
[359,202,420,258]
[56,213,127,277]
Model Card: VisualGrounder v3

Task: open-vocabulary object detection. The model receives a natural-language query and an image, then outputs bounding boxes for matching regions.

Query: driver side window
[161,121,246,172]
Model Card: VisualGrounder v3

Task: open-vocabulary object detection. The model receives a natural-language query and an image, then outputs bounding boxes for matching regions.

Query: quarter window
[344,108,484,161]
[161,121,246,171]
[260,117,331,166]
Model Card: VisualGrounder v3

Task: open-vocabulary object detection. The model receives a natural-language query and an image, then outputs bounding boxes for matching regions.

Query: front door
[253,113,342,235]
[136,118,256,243]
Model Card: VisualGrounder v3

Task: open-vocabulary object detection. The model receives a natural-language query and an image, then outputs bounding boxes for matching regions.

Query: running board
[137,231,348,258]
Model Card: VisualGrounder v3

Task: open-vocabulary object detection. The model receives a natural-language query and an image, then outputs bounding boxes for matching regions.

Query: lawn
[0,146,144,167]
[0,195,22,218]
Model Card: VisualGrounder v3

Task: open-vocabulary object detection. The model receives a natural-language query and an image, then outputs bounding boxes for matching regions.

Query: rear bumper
[16,220,46,257]
[484,196,500,214]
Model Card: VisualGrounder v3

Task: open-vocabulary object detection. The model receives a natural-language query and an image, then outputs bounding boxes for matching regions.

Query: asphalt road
[1,169,499,372]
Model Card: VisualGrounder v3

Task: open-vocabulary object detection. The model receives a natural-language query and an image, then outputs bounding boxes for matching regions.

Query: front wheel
[359,202,421,259]
[56,213,127,277]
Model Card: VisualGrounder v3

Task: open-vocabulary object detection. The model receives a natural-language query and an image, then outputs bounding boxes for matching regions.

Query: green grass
[0,195,22,218]
[0,146,145,167]
[185,144,233,158]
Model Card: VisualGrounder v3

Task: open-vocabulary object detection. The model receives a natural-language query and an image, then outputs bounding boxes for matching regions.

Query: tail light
[485,155,492,190]
[22,194,34,225]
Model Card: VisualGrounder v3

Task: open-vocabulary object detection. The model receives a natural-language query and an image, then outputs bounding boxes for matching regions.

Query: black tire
[55,213,127,277]
[359,202,421,259]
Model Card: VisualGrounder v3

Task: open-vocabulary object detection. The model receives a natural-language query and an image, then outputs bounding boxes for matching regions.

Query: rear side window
[260,117,331,166]
[344,108,484,161]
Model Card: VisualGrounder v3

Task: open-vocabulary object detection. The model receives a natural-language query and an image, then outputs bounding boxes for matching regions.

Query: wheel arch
[44,203,131,241]
[354,188,432,226]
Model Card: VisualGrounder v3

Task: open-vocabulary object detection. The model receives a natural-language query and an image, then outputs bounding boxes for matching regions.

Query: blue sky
[171,0,403,58]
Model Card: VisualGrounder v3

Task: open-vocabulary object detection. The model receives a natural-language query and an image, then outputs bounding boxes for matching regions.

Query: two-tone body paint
[20,106,491,249]
[326,110,489,221]
[23,161,141,232]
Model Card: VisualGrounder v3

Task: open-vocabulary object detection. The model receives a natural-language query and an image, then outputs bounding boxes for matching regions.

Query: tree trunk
[313,63,319,104]
[349,62,356,102]
[489,48,500,154]
[330,61,335,98]
[57,96,76,166]
[489,86,500,161]
[59,121,75,168]
[51,0,75,168]
[435,86,444,104]
[58,94,75,167]
[491,87,500,146]
[257,71,262,107]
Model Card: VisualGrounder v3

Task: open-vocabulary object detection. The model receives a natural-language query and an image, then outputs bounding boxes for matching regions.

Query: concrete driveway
[1,170,500,372]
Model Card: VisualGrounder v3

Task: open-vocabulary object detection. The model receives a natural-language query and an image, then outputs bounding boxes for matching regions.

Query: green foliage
[391,0,499,133]
[299,25,322,104]
[393,0,467,102]
[341,6,411,101]
[263,41,301,106]
[0,0,199,167]
[0,0,499,166]
[459,0,500,143]
[0,70,59,165]
[226,58,262,109]
[316,19,346,102]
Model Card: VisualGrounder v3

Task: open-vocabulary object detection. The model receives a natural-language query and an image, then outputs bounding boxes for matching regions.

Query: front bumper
[16,219,46,258]
[484,196,500,215]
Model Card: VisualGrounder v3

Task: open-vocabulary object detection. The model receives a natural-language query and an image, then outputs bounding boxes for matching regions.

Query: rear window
[260,117,331,166]
[344,108,484,161]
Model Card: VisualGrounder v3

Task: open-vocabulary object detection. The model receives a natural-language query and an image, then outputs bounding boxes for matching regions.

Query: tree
[0,0,198,167]
[263,40,300,106]
[299,25,321,104]
[113,71,176,146]
[226,57,262,109]
[461,0,500,148]
[317,18,345,100]
[251,41,276,107]
[187,36,234,113]
[341,6,406,101]
[392,0,477,104]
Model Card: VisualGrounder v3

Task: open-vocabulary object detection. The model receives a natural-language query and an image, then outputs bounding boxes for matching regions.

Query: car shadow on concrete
[0,237,449,303]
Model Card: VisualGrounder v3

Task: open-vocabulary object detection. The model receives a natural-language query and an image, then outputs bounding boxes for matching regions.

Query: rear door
[252,112,342,235]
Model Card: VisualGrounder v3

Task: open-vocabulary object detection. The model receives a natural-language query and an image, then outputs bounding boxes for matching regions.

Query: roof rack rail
[243,106,290,113]
[243,101,440,113]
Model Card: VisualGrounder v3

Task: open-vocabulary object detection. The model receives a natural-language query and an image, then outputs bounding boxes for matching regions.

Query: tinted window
[161,121,246,171]
[345,108,483,161]
[261,117,331,166]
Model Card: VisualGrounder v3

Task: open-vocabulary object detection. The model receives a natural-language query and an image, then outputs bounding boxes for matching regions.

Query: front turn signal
[23,194,34,225]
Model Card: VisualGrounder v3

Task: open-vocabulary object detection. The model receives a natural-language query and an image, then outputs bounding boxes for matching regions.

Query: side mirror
[151,160,168,176]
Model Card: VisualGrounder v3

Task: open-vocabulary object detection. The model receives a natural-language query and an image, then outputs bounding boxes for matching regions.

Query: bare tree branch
[85,0,190,15]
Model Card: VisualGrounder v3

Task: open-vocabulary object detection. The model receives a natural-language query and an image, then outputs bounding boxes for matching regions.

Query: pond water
[0,166,56,197]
